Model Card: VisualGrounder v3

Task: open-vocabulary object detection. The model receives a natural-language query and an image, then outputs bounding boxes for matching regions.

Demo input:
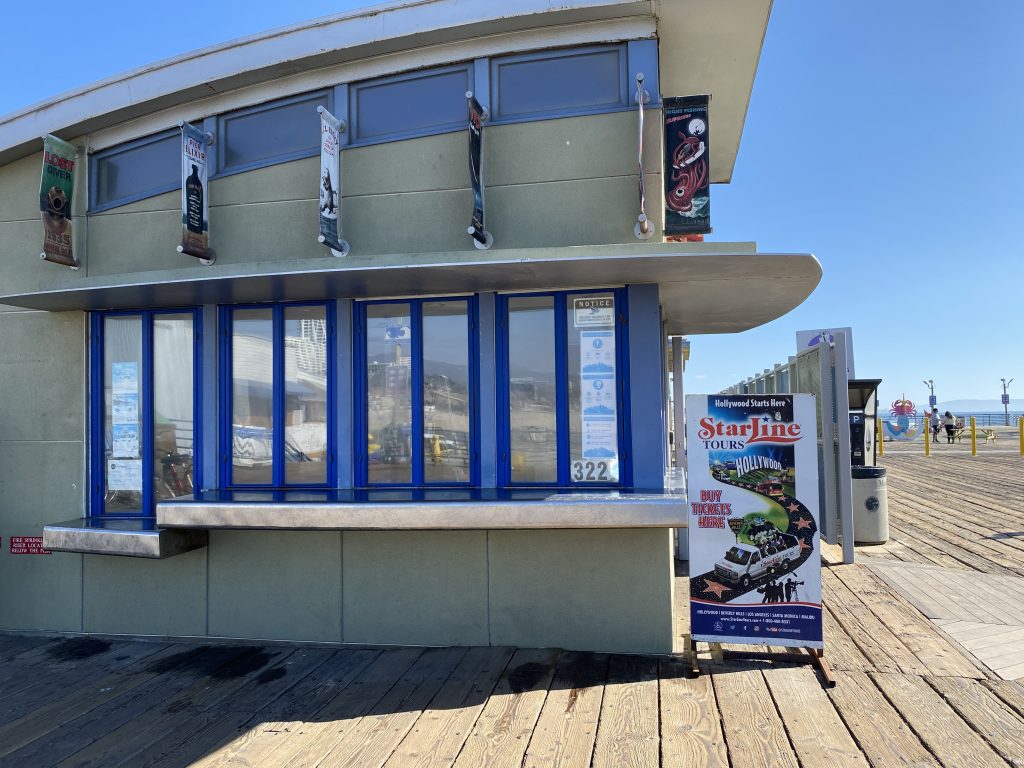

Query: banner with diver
[685,394,822,649]
[39,134,78,267]
[317,106,348,256]
[663,95,710,235]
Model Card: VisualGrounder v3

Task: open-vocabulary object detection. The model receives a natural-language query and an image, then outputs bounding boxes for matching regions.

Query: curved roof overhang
[0,244,819,335]
[0,0,771,184]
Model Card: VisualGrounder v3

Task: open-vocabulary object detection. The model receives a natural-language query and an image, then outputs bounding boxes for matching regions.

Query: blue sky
[2,1,1020,411]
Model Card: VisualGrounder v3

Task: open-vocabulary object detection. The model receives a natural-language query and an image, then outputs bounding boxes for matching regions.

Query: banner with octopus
[663,95,710,235]
[685,394,822,649]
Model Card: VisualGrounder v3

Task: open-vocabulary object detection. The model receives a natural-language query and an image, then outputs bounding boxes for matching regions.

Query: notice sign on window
[573,297,615,328]
[10,537,51,555]
[577,329,618,482]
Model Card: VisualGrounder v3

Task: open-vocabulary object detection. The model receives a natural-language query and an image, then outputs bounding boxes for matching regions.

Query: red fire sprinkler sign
[9,537,51,555]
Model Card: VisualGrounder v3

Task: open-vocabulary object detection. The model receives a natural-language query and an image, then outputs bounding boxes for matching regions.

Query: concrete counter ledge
[156,489,687,530]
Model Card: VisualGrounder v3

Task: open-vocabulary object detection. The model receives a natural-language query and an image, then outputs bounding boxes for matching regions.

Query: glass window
[491,46,627,122]
[351,65,470,144]
[91,132,178,210]
[220,91,328,174]
[154,313,195,501]
[501,291,625,487]
[93,310,199,517]
[507,297,557,484]
[361,298,474,486]
[423,301,472,483]
[225,303,333,487]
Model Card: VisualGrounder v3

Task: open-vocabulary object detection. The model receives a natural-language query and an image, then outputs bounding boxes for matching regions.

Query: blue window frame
[355,297,478,487]
[348,63,473,146]
[216,89,332,177]
[89,309,202,517]
[497,289,631,488]
[220,302,336,488]
[89,129,179,213]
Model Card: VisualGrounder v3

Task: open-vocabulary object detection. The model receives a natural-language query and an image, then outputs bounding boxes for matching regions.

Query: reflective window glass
[221,91,328,172]
[153,314,195,500]
[507,296,557,483]
[423,301,471,483]
[353,67,469,143]
[284,305,328,484]
[492,47,625,121]
[365,304,413,484]
[103,316,143,513]
[93,132,178,209]
[231,309,274,485]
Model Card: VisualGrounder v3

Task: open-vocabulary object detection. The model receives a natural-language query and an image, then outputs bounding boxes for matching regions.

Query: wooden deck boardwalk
[0,447,1022,766]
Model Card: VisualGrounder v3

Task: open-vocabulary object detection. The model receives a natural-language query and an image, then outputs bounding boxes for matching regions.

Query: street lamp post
[922,379,936,410]
[1001,378,1014,426]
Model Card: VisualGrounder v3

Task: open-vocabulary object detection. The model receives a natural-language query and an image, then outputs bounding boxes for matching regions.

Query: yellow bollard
[876,418,884,457]
[970,416,977,456]
[1019,416,1023,456]
[924,415,931,456]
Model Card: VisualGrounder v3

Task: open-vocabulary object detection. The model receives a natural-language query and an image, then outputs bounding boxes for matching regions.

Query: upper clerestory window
[90,130,179,212]
[490,44,629,123]
[217,89,330,176]
[348,64,472,145]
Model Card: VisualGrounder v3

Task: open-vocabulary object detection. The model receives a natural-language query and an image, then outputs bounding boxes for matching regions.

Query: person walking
[929,409,941,444]
[943,411,958,443]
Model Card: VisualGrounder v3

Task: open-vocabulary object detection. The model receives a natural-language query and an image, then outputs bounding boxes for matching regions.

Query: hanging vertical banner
[466,91,492,249]
[39,134,78,267]
[663,95,711,235]
[177,122,215,262]
[317,106,349,257]
[685,394,822,649]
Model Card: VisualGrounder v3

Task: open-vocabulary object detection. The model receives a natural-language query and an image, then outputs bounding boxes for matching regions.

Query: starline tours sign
[685,394,823,649]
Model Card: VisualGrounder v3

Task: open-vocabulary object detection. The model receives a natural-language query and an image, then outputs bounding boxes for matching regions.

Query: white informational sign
[112,423,139,458]
[796,327,855,378]
[576,328,618,482]
[111,392,138,424]
[111,362,138,394]
[106,459,142,491]
[573,297,615,327]
[685,393,823,649]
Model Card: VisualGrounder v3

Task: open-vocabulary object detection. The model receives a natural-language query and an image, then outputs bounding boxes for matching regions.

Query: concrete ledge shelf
[157,489,688,531]
[42,518,209,559]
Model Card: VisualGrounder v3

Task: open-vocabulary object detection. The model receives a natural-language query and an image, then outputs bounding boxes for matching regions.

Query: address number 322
[571,460,611,482]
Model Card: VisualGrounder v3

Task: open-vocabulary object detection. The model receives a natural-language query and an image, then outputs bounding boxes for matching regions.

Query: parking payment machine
[847,379,882,466]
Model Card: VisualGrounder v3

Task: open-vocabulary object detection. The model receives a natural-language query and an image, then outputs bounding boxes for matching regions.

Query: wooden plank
[658,658,728,768]
[713,669,798,768]
[521,651,608,768]
[592,654,659,768]
[384,646,514,768]
[983,679,1024,719]
[928,675,1024,766]
[870,672,1008,768]
[229,647,425,768]
[313,646,469,768]
[0,634,57,660]
[827,671,938,767]
[820,604,872,672]
[0,640,168,722]
[832,564,984,678]
[0,644,252,766]
[0,643,223,759]
[762,665,868,767]
[452,648,560,768]
[168,648,381,768]
[54,646,322,768]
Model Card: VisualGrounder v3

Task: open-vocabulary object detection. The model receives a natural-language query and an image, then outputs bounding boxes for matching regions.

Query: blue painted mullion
[90,314,104,517]
[495,295,509,487]
[354,304,366,487]
[272,307,285,487]
[141,312,155,516]
[411,302,424,487]
[468,296,479,487]
[554,294,569,487]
